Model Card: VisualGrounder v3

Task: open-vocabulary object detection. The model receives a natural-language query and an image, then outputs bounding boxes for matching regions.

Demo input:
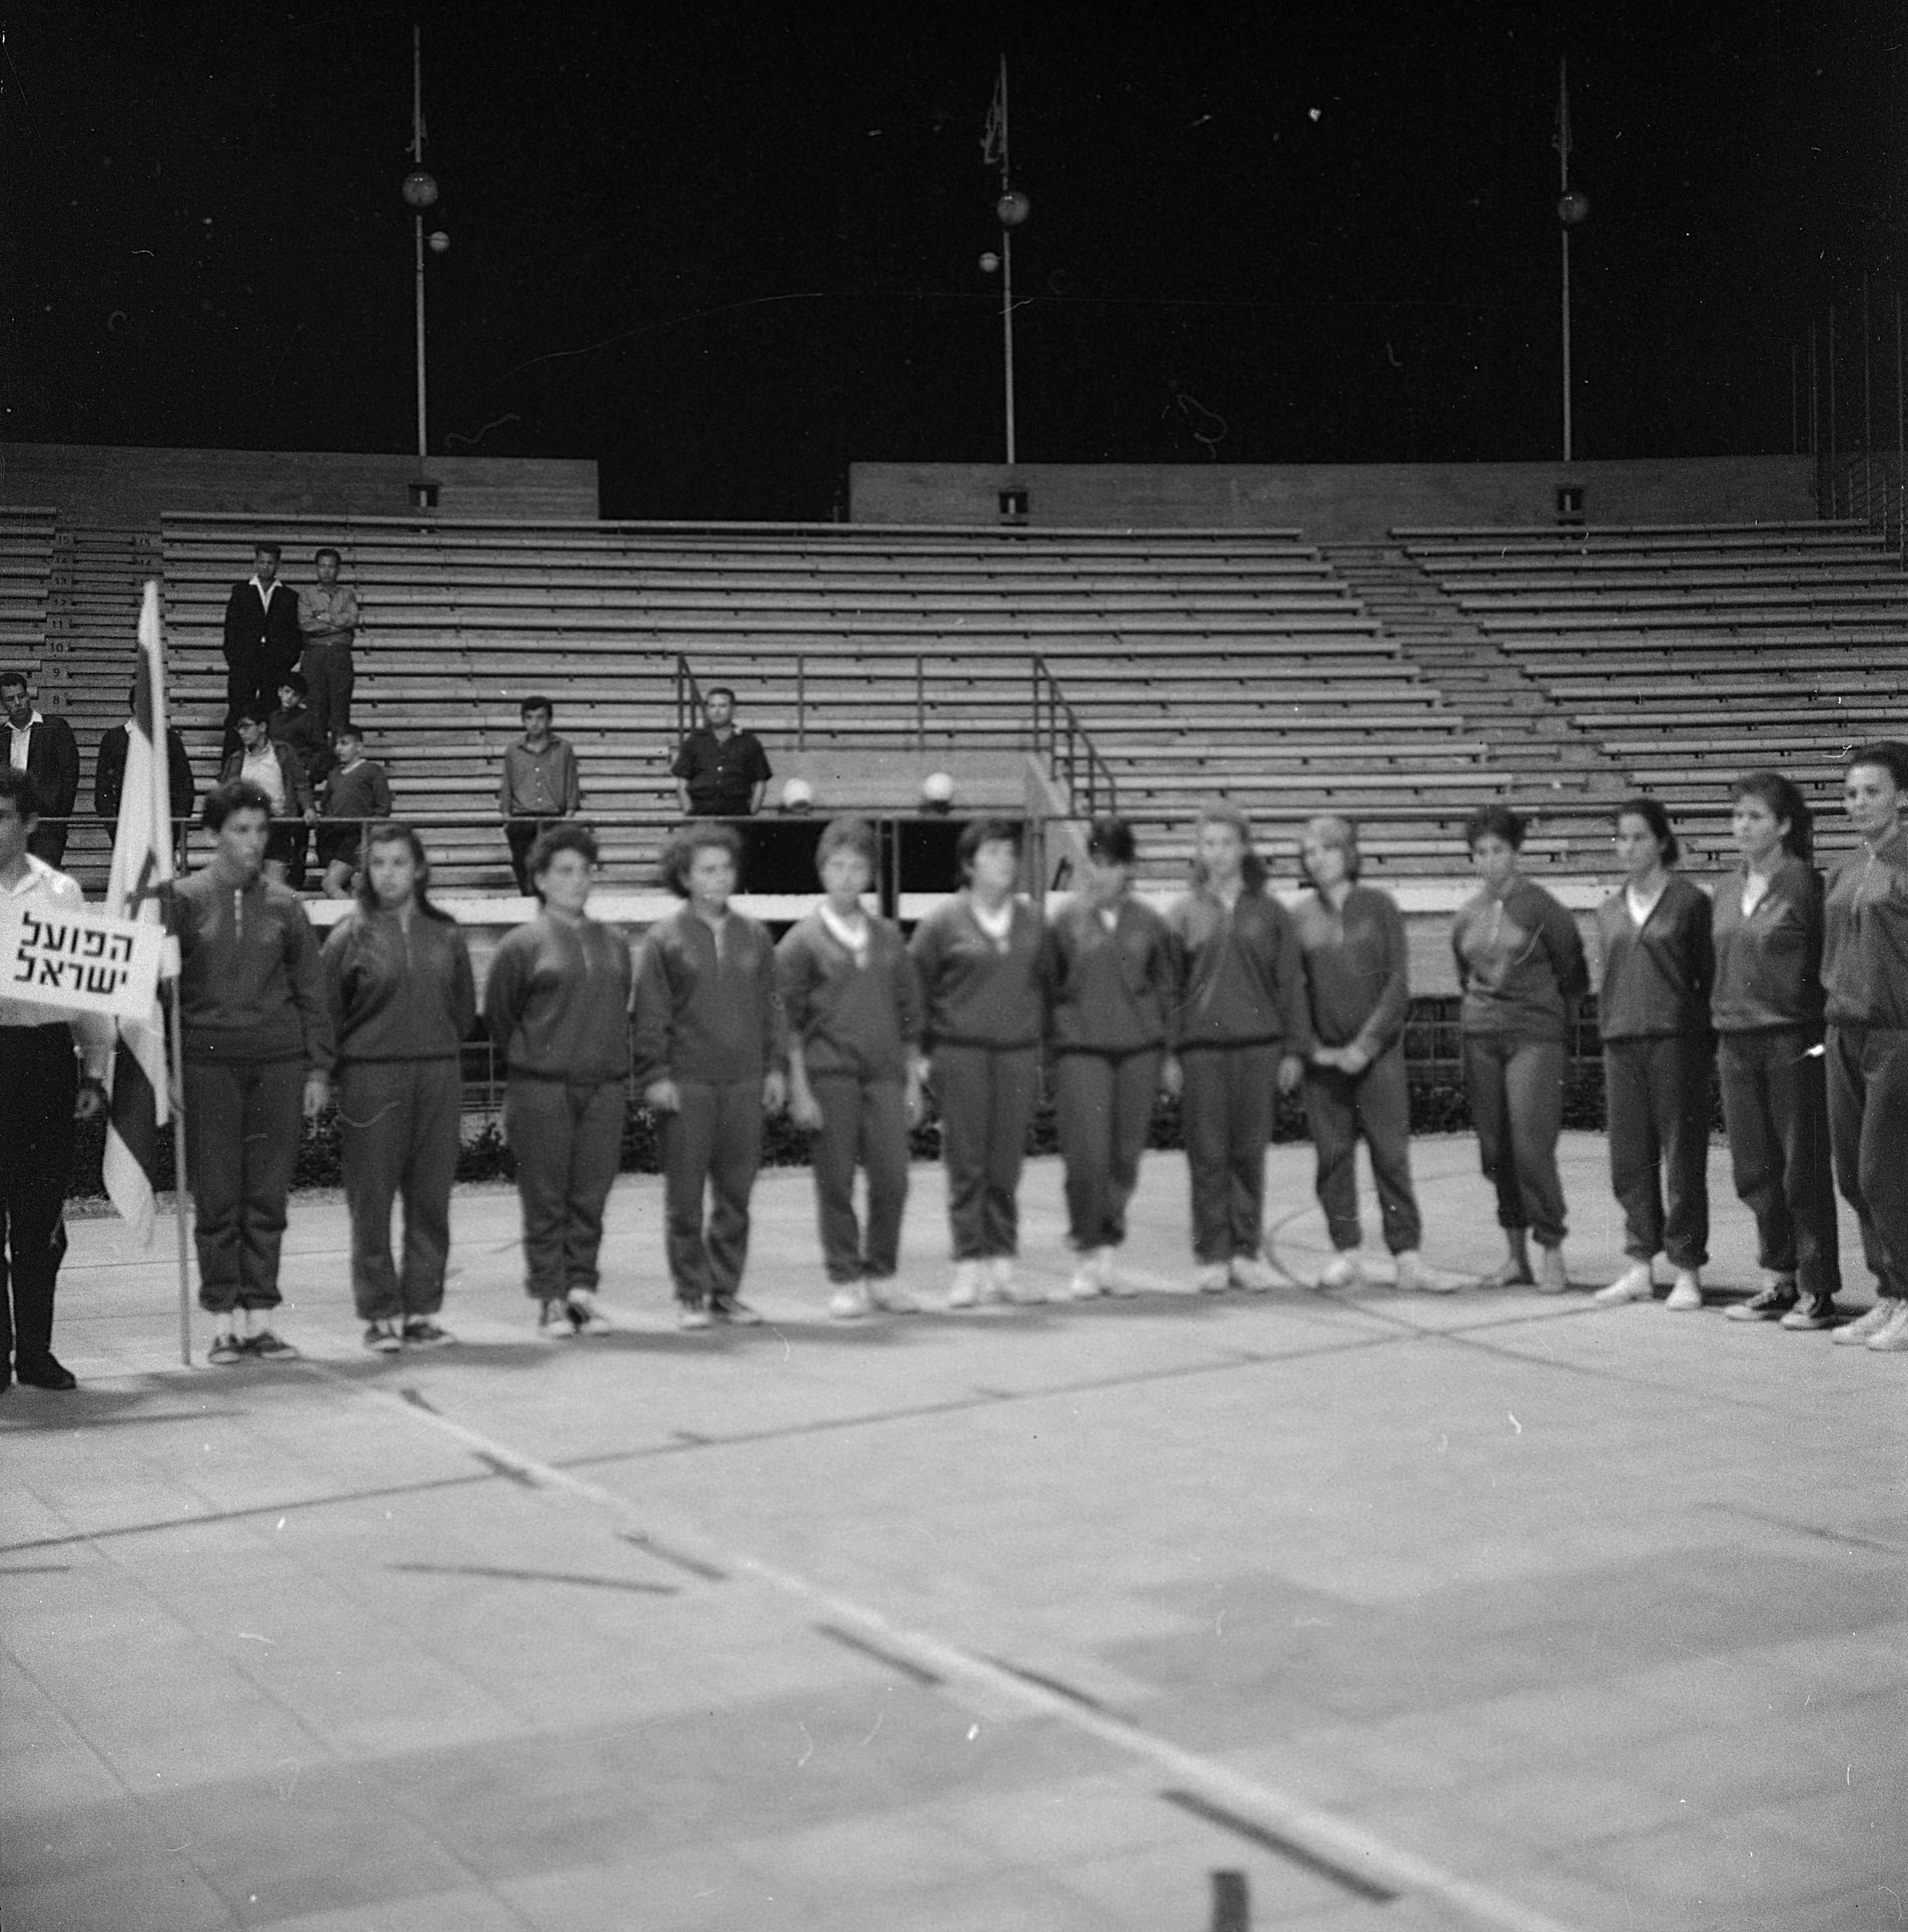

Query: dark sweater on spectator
[1710,854,1824,1034]
[321,909,475,1063]
[483,913,631,1082]
[269,703,330,784]
[175,868,333,1069]
[909,895,1044,1051]
[1039,896,1178,1054]
[1452,876,1588,1043]
[321,757,392,825]
[631,905,783,1087]
[1292,885,1410,1057]
[776,911,920,1082]
[1594,874,1714,1041]
[1168,886,1313,1054]
[1823,827,1908,1029]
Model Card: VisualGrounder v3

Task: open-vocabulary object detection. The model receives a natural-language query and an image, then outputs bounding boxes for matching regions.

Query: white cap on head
[922,771,955,804]
[781,777,814,809]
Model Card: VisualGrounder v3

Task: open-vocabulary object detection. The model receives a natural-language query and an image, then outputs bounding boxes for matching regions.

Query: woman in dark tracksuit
[777,817,925,1320]
[1713,771,1842,1331]
[1168,805,1312,1294]
[1590,797,1715,1312]
[1040,816,1179,1301]
[322,824,476,1352]
[1452,804,1589,1294]
[633,822,785,1332]
[483,824,633,1339]
[1293,816,1458,1294]
[1823,741,1908,1353]
[909,818,1044,1309]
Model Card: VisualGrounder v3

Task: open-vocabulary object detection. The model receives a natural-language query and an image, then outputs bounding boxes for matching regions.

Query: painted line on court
[1161,1787,1399,1904]
[295,1356,1590,1932]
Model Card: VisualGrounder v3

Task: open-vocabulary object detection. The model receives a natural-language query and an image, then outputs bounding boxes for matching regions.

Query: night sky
[1,2,1900,518]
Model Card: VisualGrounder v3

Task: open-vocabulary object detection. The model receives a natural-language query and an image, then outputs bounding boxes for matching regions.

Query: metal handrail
[1030,654,1118,819]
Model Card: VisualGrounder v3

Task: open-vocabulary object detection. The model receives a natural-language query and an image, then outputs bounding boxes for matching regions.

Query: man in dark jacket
[220,542,303,754]
[2,670,81,867]
[94,683,196,857]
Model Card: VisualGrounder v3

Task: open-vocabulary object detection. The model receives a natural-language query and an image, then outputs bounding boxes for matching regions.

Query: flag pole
[169,989,191,1366]
[998,56,1016,467]
[1558,57,1573,465]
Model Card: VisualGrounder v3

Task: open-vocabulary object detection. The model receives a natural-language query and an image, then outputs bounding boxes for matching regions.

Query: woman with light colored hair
[1292,817,1458,1293]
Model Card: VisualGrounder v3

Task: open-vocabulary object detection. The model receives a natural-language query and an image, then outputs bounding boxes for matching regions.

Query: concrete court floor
[2,1132,1904,1932]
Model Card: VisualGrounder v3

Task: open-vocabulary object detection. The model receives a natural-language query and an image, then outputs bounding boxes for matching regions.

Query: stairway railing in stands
[1823,453,1907,566]
[1030,655,1117,820]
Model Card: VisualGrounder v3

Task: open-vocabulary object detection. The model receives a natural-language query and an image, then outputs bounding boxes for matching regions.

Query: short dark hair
[957,817,1022,879]
[1085,815,1137,867]
[333,722,364,745]
[0,766,42,817]
[277,671,309,699]
[1845,740,1908,793]
[529,821,597,880]
[815,815,877,875]
[1615,795,1680,867]
[705,686,736,708]
[1732,770,1813,862]
[233,699,273,727]
[354,823,453,922]
[314,546,341,567]
[658,821,743,897]
[253,541,282,562]
[203,778,272,829]
[1464,804,1526,852]
[0,669,27,694]
[519,695,553,720]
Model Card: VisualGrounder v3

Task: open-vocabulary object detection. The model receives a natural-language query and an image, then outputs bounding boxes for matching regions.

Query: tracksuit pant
[1180,1042,1279,1265]
[1462,1033,1568,1249]
[659,1077,762,1306]
[502,1074,625,1301]
[0,1025,78,1373]
[1303,1044,1422,1256]
[807,1073,910,1283]
[1604,1034,1712,1270]
[1054,1048,1161,1253]
[183,1056,306,1313]
[1826,1024,1908,1298]
[1717,1028,1840,1297]
[337,1058,462,1321]
[932,1043,1040,1260]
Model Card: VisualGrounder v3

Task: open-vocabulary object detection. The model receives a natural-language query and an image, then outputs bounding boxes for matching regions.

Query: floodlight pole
[413,26,428,463]
[996,58,1017,466]
[1559,58,1573,465]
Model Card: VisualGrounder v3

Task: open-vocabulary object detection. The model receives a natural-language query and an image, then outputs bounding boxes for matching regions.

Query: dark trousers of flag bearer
[1053,1047,1160,1252]
[183,1058,307,1310]
[337,1060,462,1320]
[0,1024,79,1378]
[502,1075,625,1301]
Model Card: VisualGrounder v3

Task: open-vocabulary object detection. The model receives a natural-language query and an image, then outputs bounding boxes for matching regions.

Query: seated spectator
[219,701,315,887]
[94,682,197,854]
[673,687,771,819]
[269,672,331,785]
[499,696,581,894]
[317,725,394,900]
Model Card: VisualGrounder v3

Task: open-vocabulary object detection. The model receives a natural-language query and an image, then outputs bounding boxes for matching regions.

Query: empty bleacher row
[1398,521,1908,865]
[2,507,57,658]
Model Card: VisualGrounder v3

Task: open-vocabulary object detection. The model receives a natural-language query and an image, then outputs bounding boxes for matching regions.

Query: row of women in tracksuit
[1452,750,1908,1353]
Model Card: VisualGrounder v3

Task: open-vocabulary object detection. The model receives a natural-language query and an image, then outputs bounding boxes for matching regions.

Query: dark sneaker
[1778,1296,1839,1332]
[402,1318,454,1348]
[245,1330,300,1362]
[207,1332,245,1366]
[1726,1285,1798,1323]
[14,1354,77,1391]
[363,1321,403,1354]
[710,1296,763,1326]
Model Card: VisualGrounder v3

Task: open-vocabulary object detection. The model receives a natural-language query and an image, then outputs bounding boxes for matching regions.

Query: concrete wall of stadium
[0,444,599,522]
[848,457,1818,538]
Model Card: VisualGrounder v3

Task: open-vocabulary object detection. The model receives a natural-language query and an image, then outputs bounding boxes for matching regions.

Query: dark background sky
[1,2,1900,518]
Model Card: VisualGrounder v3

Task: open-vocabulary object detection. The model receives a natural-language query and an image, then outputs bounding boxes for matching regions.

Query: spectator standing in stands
[1038,816,1179,1302]
[296,546,360,752]
[673,686,771,818]
[910,818,1044,1308]
[0,769,110,1394]
[95,682,196,857]
[2,670,80,867]
[220,702,315,887]
[483,824,631,1340]
[778,816,924,1319]
[221,542,302,750]
[175,780,333,1364]
[1293,816,1459,1294]
[500,695,581,894]
[269,673,327,888]
[1452,804,1589,1294]
[1713,772,1842,1332]
[322,824,475,1353]
[1590,798,1716,1313]
[1169,804,1311,1295]
[1822,742,1908,1353]
[633,823,786,1331]
[317,725,393,899]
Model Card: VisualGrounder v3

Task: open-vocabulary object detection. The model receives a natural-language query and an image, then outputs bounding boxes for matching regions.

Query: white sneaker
[1834,1298,1900,1345]
[1394,1251,1462,1295]
[867,1278,920,1315]
[947,1260,984,1309]
[829,1282,872,1320]
[1070,1256,1103,1301]
[1534,1245,1569,1294]
[539,1298,578,1339]
[990,1256,1039,1304]
[1319,1251,1363,1289]
[1482,1247,1534,1287]
[1100,1248,1138,1297]
[1593,1262,1653,1306]
[1664,1270,1704,1312]
[1195,1263,1231,1295]
[1866,1301,1908,1351]
[565,1288,613,1335]
[1230,1256,1277,1293]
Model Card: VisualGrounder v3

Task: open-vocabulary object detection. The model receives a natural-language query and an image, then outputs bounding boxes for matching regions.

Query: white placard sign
[0,901,163,1021]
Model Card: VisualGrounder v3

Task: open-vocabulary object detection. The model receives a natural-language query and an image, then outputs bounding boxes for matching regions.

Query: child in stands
[317,724,393,900]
